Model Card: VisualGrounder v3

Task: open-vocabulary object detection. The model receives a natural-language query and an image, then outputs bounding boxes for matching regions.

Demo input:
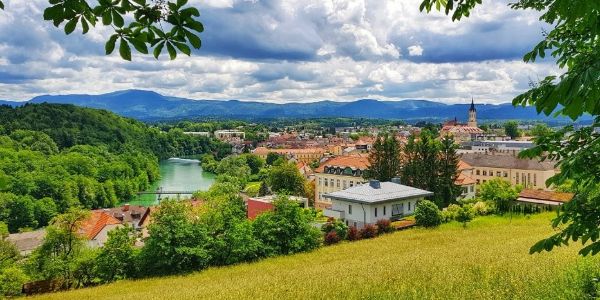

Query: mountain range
[0,90,584,123]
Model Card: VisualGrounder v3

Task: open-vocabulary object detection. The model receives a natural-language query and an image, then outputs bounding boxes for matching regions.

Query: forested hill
[0,103,231,159]
[0,103,231,233]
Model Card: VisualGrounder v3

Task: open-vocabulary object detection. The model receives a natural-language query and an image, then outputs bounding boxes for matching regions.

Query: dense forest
[0,104,231,233]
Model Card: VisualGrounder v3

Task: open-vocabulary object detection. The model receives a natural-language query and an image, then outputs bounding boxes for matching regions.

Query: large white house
[323,179,433,228]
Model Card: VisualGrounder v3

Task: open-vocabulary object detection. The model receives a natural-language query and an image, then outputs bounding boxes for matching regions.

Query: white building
[323,179,433,228]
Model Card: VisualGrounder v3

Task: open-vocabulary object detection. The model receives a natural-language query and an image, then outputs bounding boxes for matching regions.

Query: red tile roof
[518,189,574,203]
[80,211,122,240]
[253,147,325,155]
[457,160,473,171]
[441,125,484,134]
[455,173,476,186]
[314,155,370,173]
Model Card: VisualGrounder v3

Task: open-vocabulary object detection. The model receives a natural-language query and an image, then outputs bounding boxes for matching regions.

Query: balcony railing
[323,209,345,219]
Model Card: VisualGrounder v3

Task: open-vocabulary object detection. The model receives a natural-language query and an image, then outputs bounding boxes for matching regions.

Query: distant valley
[0,90,585,123]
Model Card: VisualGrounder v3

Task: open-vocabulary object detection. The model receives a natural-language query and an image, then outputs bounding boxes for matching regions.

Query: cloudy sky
[0,0,558,103]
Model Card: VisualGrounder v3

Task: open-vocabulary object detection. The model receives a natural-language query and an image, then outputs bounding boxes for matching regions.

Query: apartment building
[460,153,557,190]
[314,155,369,209]
[252,146,326,163]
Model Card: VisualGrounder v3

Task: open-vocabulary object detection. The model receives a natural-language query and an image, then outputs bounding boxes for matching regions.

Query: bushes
[321,218,348,240]
[347,226,361,241]
[360,224,378,239]
[456,204,475,228]
[324,231,341,245]
[376,219,394,234]
[414,200,442,228]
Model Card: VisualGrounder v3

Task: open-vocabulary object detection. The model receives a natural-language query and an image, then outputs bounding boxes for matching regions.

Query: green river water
[126,158,216,206]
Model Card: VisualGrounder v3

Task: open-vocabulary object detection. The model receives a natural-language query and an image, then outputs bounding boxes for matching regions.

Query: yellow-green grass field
[33,213,599,300]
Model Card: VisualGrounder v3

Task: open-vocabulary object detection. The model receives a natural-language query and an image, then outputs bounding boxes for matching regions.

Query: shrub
[324,231,341,245]
[456,204,475,228]
[0,266,28,297]
[376,219,394,234]
[360,224,378,239]
[347,226,361,241]
[472,201,489,216]
[414,200,442,228]
[321,219,348,240]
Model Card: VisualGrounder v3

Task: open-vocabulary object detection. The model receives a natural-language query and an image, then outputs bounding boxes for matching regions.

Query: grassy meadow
[33,213,599,300]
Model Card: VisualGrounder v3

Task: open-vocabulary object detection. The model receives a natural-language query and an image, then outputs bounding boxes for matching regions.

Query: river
[126,158,216,206]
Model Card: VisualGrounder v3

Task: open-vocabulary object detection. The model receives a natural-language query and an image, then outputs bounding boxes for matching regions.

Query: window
[476,179,480,184]
[516,172,519,184]
[527,173,531,186]
[496,171,501,177]
[489,170,494,176]
[343,180,347,189]
[503,172,508,177]
[408,202,411,211]
[330,179,334,187]
[483,170,487,176]
[324,179,328,187]
[375,207,378,217]
[318,178,322,186]
[348,204,352,214]
[476,170,480,175]
[336,179,340,188]
[392,203,404,216]
[353,222,357,227]
[383,206,386,215]
[534,173,537,186]
[350,181,354,187]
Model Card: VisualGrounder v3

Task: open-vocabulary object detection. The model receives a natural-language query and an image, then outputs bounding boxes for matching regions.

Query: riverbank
[126,158,216,206]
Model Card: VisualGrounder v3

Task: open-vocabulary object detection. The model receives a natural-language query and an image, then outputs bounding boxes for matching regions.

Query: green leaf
[184,20,204,32]
[128,37,149,54]
[112,9,125,27]
[166,42,177,60]
[81,18,89,34]
[64,17,78,35]
[174,42,191,56]
[177,0,189,8]
[105,34,119,54]
[119,38,132,61]
[43,5,63,21]
[102,10,112,25]
[0,1,4,10]
[181,7,200,17]
[153,41,165,59]
[185,30,201,48]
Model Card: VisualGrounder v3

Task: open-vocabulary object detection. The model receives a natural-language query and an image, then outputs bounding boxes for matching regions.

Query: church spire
[467,97,477,127]
[469,97,476,112]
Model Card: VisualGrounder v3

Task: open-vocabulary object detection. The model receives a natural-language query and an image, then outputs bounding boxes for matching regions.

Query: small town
[0,0,597,299]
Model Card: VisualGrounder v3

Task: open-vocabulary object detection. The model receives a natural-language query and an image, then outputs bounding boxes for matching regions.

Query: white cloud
[0,0,557,106]
[408,45,423,56]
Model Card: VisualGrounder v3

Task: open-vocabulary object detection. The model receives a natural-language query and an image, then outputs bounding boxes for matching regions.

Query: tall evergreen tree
[364,133,401,182]
[400,130,461,208]
[437,135,462,207]
[258,181,270,197]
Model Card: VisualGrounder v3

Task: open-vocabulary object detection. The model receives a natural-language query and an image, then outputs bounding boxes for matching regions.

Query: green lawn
[34,213,598,300]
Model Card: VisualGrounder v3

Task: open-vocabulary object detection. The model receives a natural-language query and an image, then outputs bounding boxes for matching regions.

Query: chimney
[369,179,381,189]
[123,204,130,212]
[391,177,401,185]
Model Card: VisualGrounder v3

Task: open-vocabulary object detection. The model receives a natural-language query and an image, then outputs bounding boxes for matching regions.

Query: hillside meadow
[32,213,599,300]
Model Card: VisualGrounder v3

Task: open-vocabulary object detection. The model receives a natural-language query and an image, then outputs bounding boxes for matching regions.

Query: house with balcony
[323,179,433,228]
[314,155,370,209]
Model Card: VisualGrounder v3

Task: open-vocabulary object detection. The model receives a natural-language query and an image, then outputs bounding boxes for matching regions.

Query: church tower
[467,97,477,127]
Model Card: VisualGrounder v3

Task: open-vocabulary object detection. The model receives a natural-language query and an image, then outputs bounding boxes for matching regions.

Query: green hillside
[33,213,598,300]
